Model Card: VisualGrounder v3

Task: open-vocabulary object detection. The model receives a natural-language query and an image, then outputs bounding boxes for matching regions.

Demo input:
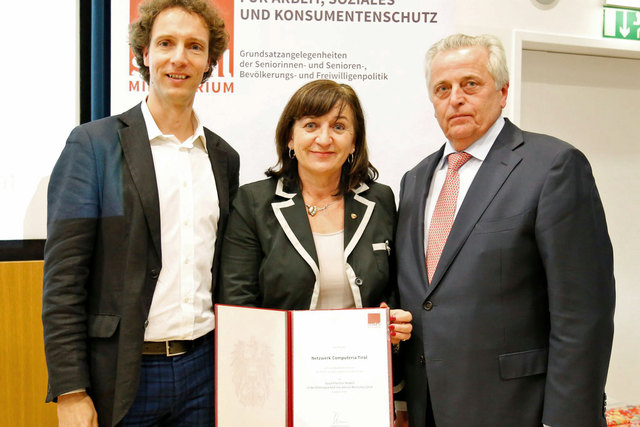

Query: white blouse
[312,230,355,310]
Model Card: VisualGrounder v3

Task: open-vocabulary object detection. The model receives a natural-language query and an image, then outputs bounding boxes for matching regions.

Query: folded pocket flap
[474,210,534,234]
[87,314,120,338]
[499,348,548,380]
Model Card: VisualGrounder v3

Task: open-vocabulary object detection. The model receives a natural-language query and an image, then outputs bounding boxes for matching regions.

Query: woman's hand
[380,302,412,345]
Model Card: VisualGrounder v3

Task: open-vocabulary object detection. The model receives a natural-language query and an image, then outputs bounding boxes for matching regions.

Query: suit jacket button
[423,301,433,311]
[150,269,160,279]
[354,277,363,286]
[419,355,426,366]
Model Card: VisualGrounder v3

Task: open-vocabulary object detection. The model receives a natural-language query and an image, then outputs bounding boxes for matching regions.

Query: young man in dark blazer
[395,33,615,427]
[42,1,239,425]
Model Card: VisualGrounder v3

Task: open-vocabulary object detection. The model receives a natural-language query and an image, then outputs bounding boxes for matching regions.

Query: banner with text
[111,0,455,191]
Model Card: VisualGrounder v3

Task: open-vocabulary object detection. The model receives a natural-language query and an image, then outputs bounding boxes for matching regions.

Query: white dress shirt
[424,117,505,255]
[142,100,219,341]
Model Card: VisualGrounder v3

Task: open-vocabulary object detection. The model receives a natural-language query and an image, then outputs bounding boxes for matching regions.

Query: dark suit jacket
[219,177,397,310]
[42,103,239,426]
[396,119,615,427]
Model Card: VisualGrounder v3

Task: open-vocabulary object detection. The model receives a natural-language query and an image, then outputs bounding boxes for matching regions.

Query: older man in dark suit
[42,1,239,425]
[395,33,615,427]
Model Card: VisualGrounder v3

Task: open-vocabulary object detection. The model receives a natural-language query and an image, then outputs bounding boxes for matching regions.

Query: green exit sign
[603,6,640,41]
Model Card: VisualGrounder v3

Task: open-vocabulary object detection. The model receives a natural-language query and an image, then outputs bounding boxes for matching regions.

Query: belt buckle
[166,341,187,357]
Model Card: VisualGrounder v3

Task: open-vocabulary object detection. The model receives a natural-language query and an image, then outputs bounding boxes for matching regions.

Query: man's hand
[57,391,98,427]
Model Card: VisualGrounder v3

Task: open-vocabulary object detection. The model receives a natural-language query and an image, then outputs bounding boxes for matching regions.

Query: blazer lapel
[409,147,445,289]
[271,179,319,274]
[344,183,374,258]
[427,120,524,293]
[204,130,230,222]
[118,104,162,259]
[344,184,376,308]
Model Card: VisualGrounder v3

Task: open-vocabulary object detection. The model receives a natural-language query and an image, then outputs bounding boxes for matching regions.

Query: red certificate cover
[215,305,393,427]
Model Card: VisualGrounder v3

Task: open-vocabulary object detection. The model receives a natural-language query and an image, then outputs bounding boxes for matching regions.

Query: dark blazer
[42,103,239,427]
[396,119,615,427]
[219,177,397,310]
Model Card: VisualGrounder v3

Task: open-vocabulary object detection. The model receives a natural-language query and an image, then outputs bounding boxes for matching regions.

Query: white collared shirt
[142,100,219,341]
[424,117,505,255]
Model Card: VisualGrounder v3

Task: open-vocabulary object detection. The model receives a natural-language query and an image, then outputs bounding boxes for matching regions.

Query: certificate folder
[215,304,393,427]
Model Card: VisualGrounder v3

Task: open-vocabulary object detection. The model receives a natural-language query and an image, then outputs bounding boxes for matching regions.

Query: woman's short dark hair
[129,0,228,84]
[267,80,378,194]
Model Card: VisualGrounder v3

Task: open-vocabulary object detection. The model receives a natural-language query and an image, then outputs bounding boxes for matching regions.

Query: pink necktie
[426,151,472,284]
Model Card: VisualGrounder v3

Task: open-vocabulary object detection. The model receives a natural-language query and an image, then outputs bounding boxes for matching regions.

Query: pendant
[307,205,318,216]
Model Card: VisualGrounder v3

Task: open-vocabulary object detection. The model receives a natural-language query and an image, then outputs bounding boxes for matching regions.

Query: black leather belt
[142,333,209,357]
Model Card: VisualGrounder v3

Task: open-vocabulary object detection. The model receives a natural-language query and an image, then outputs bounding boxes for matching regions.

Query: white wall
[0,2,78,240]
[457,0,603,39]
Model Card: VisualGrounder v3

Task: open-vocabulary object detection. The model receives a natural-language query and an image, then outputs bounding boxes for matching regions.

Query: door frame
[510,30,640,125]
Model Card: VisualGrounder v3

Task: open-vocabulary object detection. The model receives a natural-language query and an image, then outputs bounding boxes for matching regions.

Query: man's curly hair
[129,0,228,84]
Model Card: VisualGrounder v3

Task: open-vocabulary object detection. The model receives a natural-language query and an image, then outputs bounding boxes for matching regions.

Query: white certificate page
[216,305,288,427]
[291,308,392,427]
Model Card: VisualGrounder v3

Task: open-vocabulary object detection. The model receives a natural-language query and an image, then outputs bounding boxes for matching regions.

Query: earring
[289,149,296,159]
[347,153,354,164]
